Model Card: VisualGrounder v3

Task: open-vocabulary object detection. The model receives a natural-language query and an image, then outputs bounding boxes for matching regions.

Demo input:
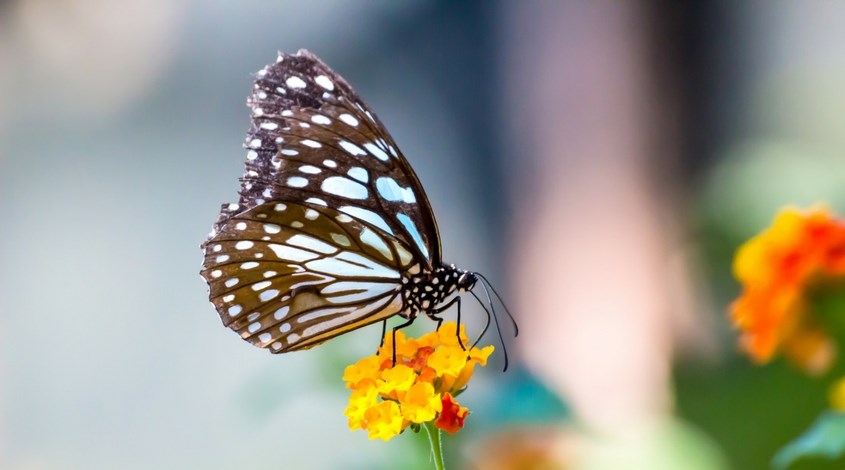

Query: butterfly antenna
[475,278,510,372]
[476,272,519,336]
[469,290,492,350]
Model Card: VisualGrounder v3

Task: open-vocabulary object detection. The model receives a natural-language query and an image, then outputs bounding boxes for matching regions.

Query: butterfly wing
[202,201,416,352]
[213,49,441,268]
[202,50,447,352]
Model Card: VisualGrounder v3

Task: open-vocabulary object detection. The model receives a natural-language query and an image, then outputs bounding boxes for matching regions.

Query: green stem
[423,421,445,470]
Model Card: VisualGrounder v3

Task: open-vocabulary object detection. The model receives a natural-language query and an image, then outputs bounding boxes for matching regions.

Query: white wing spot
[305,209,319,220]
[264,270,277,278]
[235,240,254,250]
[258,333,272,343]
[228,203,239,210]
[223,294,235,302]
[249,139,261,149]
[241,261,259,269]
[360,227,393,260]
[291,221,304,228]
[268,244,319,262]
[311,114,331,125]
[260,122,278,130]
[315,75,334,91]
[252,280,271,291]
[364,142,389,161]
[271,342,283,350]
[281,109,293,116]
[286,76,307,88]
[235,222,247,231]
[275,306,290,320]
[212,244,222,252]
[299,165,321,174]
[211,270,222,278]
[348,167,368,183]
[321,177,368,200]
[338,140,367,156]
[339,206,394,234]
[248,322,261,333]
[287,176,308,188]
[301,139,321,148]
[228,305,242,316]
[336,214,353,223]
[323,159,337,168]
[225,278,239,288]
[339,114,359,127]
[216,255,230,263]
[287,234,338,254]
[274,203,287,211]
[259,289,279,301]
[376,177,416,203]
[398,213,429,260]
[305,197,327,206]
[280,322,291,332]
[247,150,258,161]
[264,223,281,234]
[331,233,351,246]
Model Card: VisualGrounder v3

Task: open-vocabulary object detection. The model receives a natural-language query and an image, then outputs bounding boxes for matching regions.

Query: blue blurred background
[2,1,845,469]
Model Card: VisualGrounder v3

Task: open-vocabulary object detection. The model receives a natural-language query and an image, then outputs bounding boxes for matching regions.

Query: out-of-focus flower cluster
[342,322,494,441]
[731,206,845,373]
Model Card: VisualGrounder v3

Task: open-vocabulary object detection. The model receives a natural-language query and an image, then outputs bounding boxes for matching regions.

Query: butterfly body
[401,264,475,319]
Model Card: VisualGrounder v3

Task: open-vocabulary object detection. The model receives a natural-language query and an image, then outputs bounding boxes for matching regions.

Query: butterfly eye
[456,272,476,291]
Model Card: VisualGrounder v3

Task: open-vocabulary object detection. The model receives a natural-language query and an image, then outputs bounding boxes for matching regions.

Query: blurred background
[2,1,845,469]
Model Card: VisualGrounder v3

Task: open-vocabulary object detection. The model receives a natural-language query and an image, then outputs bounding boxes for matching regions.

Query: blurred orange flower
[342,322,494,441]
[730,206,845,373]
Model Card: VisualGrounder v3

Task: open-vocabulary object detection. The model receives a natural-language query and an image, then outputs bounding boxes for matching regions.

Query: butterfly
[200,50,516,365]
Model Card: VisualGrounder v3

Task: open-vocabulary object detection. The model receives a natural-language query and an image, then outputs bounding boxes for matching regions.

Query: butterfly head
[456,270,478,292]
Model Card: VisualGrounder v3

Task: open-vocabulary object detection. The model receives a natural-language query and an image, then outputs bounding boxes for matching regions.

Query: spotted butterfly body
[201,50,477,353]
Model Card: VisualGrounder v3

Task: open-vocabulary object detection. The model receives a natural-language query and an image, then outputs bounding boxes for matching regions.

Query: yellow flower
[400,382,442,423]
[436,322,471,349]
[341,321,494,441]
[427,344,467,378]
[377,364,416,399]
[343,355,382,389]
[364,401,404,441]
[344,384,378,431]
[453,345,495,391]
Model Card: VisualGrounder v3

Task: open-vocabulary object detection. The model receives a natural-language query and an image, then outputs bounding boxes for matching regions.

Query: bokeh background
[2,1,845,469]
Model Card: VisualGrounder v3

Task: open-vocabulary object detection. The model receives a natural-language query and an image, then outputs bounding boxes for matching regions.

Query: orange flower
[434,392,468,434]
[730,206,845,373]
[342,322,493,441]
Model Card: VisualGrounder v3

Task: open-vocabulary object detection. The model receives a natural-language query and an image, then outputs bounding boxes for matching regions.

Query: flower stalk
[423,421,445,470]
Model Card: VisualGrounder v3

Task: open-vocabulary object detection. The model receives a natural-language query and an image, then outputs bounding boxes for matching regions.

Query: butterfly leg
[379,319,388,348]
[431,296,466,351]
[391,316,416,366]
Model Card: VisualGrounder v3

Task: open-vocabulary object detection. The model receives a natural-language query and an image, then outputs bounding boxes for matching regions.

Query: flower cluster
[730,206,845,373]
[342,322,494,441]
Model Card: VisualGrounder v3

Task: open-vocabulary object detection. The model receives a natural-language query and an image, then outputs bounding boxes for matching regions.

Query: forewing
[212,49,441,267]
[201,201,417,352]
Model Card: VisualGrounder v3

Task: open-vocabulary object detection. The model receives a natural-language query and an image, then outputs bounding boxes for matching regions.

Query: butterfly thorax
[400,264,476,318]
